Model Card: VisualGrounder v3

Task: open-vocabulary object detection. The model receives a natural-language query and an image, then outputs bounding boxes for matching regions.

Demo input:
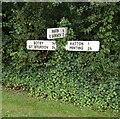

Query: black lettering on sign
[88,47,92,51]
[34,45,48,49]
[70,42,83,46]
[58,34,61,37]
[79,42,84,45]
[52,46,55,49]
[29,45,33,48]
[34,41,43,45]
[62,33,64,37]
[78,47,83,50]
[69,46,75,49]
[76,42,83,45]
[70,42,73,45]
[52,34,55,38]
[49,35,51,38]
[34,45,37,48]
[52,29,59,33]
[52,42,56,45]
[52,34,61,38]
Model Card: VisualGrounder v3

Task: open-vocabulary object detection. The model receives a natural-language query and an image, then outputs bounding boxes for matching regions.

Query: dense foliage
[2,2,120,115]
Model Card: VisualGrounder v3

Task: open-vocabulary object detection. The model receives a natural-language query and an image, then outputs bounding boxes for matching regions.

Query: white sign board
[47,27,67,39]
[65,41,100,51]
[27,40,56,51]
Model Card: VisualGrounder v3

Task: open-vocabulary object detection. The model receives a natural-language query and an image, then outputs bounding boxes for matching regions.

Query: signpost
[26,40,56,51]
[65,41,100,51]
[26,28,100,52]
[47,27,67,39]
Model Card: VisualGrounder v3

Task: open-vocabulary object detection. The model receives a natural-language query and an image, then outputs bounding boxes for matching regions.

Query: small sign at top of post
[47,27,67,39]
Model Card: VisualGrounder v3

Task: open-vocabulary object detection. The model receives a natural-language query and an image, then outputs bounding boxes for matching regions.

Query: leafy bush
[2,2,119,115]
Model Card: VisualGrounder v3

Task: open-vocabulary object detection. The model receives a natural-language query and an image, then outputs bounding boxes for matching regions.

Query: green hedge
[2,2,120,115]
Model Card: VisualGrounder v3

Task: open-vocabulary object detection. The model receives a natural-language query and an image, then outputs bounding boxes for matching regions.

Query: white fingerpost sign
[47,27,67,39]
[27,40,56,51]
[65,41,100,51]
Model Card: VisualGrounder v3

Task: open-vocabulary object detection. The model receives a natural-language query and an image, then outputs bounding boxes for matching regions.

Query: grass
[2,87,115,117]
